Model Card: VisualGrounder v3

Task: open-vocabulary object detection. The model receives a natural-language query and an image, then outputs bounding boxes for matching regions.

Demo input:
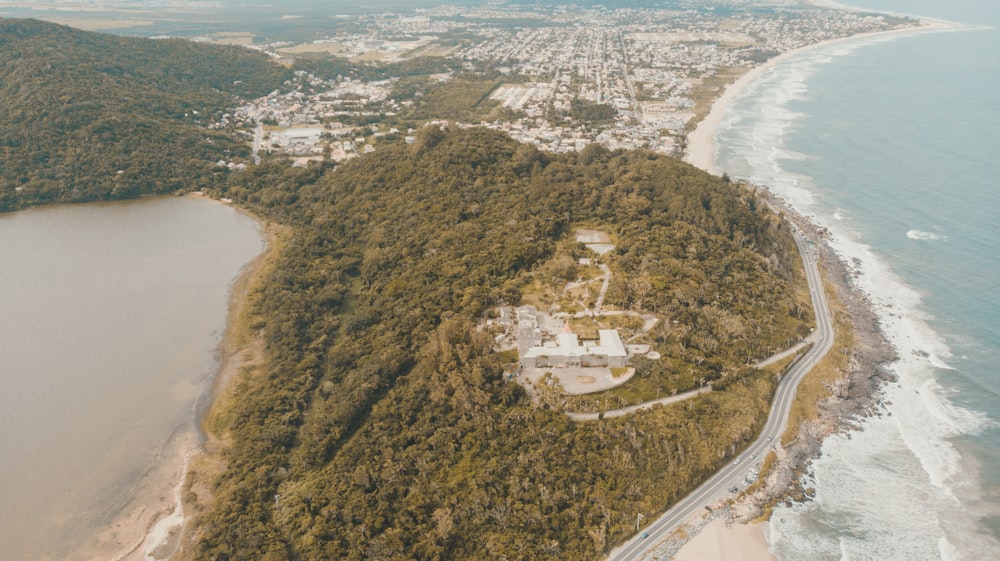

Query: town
[214,1,912,166]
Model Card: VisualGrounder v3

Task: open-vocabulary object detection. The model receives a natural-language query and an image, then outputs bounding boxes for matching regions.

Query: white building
[522,323,627,369]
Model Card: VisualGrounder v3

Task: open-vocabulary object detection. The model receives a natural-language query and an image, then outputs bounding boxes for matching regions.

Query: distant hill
[0,18,291,211]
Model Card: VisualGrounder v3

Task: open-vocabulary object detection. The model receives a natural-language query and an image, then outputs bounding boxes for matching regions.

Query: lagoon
[0,196,263,561]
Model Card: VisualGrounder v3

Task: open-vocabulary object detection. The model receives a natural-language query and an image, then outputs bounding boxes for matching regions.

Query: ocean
[711,1,1000,560]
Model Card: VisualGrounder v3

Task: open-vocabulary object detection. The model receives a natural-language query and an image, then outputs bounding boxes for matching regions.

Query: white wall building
[522,323,627,369]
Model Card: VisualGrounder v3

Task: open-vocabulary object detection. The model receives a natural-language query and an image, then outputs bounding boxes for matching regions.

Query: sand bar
[684,18,956,176]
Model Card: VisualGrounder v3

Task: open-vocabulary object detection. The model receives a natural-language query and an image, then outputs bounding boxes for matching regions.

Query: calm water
[0,197,263,560]
[714,1,1000,559]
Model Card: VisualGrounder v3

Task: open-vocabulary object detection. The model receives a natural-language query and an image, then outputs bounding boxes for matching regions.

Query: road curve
[605,228,834,561]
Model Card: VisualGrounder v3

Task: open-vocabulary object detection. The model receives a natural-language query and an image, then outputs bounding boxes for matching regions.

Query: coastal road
[606,228,834,561]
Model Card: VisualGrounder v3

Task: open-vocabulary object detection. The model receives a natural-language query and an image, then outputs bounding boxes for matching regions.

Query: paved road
[565,332,809,422]
[564,263,612,316]
[567,386,713,421]
[606,228,834,561]
[594,264,611,312]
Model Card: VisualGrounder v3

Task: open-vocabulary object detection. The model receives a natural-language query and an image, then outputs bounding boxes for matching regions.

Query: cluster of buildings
[514,306,628,371]
[494,304,631,395]
[217,2,911,163]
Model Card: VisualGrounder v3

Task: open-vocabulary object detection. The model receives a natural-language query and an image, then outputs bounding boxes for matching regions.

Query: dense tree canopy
[187,127,811,561]
[0,18,291,211]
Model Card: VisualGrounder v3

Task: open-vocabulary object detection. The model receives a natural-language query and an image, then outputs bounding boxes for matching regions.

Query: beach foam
[907,229,946,240]
[711,28,998,561]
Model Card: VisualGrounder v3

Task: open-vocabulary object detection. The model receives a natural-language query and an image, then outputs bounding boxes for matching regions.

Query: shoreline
[676,5,1000,559]
[651,196,897,561]
[667,199,897,560]
[66,15,965,561]
[83,195,274,561]
[683,17,957,177]
[673,19,949,561]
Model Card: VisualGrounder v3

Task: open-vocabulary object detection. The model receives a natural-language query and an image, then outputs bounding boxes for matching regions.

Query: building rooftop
[523,328,626,361]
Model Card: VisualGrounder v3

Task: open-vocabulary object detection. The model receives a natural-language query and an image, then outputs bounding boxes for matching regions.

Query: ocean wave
[769,399,996,561]
[720,60,823,210]
[907,229,946,240]
[716,35,996,561]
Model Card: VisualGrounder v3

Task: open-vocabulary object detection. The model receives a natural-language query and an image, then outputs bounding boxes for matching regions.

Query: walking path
[535,224,809,421]
[567,386,713,421]
[754,339,808,369]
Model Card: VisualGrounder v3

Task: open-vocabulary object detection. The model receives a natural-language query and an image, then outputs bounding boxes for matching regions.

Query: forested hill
[186,127,813,561]
[0,18,291,211]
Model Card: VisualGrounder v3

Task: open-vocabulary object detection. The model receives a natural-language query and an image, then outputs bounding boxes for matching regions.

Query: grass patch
[519,275,561,310]
[566,314,646,341]
[748,449,781,522]
[744,449,776,497]
[400,77,501,122]
[759,352,798,377]
[494,348,519,363]
[576,264,605,281]
[599,314,646,333]
[561,281,600,310]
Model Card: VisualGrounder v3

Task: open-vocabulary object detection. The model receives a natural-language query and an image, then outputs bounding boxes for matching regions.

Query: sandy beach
[672,518,777,561]
[684,18,954,176]
[58,429,199,561]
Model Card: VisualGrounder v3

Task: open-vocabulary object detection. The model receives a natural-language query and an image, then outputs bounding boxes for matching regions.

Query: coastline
[683,18,955,177]
[166,204,286,561]
[83,195,275,561]
[673,20,943,561]
[66,17,965,561]
[662,198,896,561]
[678,4,1000,558]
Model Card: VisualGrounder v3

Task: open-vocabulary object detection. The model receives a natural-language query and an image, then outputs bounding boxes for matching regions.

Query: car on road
[641,532,649,539]
[733,457,741,465]
[767,436,773,442]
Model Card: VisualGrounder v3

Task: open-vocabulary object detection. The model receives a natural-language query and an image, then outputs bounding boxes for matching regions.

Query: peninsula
[0,4,912,560]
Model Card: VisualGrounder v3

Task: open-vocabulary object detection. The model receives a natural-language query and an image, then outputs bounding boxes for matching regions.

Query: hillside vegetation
[183,127,813,561]
[0,18,291,211]
[0,22,814,559]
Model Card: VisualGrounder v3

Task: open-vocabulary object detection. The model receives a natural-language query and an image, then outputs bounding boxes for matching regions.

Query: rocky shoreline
[736,192,898,521]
